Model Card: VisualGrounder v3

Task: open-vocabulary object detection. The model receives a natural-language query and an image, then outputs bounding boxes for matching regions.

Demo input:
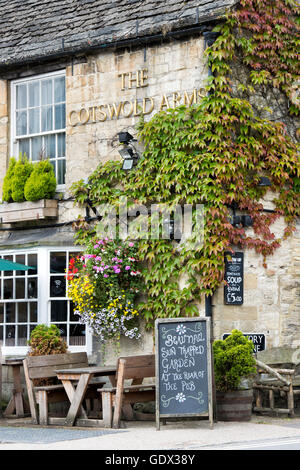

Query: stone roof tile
[0,0,238,68]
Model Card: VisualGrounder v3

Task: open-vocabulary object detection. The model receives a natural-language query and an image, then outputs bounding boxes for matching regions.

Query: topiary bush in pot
[11,154,33,202]
[24,159,57,201]
[27,324,68,386]
[213,329,256,421]
[2,157,17,203]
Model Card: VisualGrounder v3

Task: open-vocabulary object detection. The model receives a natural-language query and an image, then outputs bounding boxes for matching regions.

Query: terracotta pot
[216,389,253,421]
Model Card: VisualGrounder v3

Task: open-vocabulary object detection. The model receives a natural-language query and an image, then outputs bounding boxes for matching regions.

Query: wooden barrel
[216,389,253,421]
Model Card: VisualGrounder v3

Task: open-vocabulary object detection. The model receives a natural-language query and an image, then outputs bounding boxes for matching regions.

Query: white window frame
[0,247,92,357]
[10,70,66,191]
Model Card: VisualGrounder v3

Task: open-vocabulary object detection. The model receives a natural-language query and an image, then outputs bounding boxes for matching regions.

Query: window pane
[50,276,66,297]
[17,325,28,346]
[16,278,25,299]
[69,302,78,322]
[0,326,3,345]
[54,104,65,130]
[28,254,38,274]
[16,84,27,109]
[16,255,26,276]
[44,134,56,158]
[29,302,37,322]
[0,303,4,323]
[57,133,65,157]
[3,255,13,277]
[19,139,30,159]
[6,325,15,346]
[28,278,37,298]
[54,323,67,340]
[58,159,66,185]
[54,76,65,103]
[18,302,28,322]
[16,111,27,136]
[31,136,43,161]
[41,106,53,132]
[29,81,40,107]
[50,252,66,274]
[41,79,52,105]
[4,279,13,299]
[51,300,67,322]
[29,108,40,134]
[69,324,86,346]
[6,304,15,323]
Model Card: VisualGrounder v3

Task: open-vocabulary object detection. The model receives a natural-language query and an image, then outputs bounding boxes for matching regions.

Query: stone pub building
[0,0,299,397]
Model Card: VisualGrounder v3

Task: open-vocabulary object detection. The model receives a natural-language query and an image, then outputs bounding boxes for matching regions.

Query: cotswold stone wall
[64,36,207,192]
[213,220,300,348]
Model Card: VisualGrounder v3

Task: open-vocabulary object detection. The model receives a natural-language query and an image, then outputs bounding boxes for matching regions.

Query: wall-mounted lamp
[118,132,140,171]
[162,213,182,241]
[258,176,271,187]
[230,214,253,228]
[118,131,136,144]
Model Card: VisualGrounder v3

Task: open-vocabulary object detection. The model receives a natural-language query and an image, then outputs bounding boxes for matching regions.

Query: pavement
[1,413,300,451]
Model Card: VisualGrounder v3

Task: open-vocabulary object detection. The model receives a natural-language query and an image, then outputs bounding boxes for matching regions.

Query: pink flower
[115,268,121,274]
[125,266,130,270]
[103,274,109,278]
[128,242,134,247]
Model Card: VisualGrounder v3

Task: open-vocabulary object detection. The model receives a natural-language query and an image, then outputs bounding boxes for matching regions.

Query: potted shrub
[10,154,33,202]
[0,156,58,223]
[27,324,68,386]
[2,157,17,202]
[213,329,256,421]
[24,159,57,201]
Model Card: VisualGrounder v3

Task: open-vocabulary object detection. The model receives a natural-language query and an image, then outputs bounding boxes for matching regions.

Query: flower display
[67,238,143,343]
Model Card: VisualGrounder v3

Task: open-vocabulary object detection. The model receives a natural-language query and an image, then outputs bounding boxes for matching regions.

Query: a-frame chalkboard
[155,317,213,430]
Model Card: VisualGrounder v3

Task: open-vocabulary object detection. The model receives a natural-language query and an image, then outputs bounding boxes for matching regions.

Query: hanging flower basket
[67,237,144,345]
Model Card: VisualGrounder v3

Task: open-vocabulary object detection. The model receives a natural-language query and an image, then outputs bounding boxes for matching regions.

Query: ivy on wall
[71,0,300,329]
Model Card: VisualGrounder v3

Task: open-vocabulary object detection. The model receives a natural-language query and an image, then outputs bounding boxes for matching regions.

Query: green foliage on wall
[71,0,300,329]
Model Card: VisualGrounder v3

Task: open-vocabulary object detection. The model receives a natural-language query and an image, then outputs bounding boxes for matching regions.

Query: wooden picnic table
[55,365,117,427]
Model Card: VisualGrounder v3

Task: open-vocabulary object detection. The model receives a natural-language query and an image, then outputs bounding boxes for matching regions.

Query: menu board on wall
[155,317,213,430]
[224,251,244,305]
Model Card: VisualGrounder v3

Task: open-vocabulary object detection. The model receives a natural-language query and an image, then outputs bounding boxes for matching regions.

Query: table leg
[3,364,28,418]
[64,374,91,426]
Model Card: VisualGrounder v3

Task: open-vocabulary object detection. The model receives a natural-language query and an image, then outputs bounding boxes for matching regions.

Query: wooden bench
[253,347,300,417]
[23,352,105,425]
[99,354,156,429]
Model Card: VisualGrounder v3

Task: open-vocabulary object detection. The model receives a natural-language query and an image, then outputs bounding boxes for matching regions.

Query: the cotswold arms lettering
[67,68,206,126]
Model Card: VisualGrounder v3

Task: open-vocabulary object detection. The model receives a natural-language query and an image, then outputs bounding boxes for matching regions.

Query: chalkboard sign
[155,317,213,430]
[224,251,244,305]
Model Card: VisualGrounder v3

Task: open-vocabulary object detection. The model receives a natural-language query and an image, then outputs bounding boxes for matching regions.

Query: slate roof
[0,0,238,68]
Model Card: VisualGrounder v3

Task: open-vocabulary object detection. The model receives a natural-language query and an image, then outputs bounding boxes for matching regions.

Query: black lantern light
[118,132,140,171]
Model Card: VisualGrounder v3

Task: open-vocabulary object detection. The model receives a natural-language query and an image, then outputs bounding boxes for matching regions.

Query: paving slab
[1,415,300,450]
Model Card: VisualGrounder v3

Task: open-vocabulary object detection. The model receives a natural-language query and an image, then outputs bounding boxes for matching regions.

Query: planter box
[0,199,58,224]
[216,389,253,422]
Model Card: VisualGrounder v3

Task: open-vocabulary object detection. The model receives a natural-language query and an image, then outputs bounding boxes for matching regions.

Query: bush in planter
[24,159,57,201]
[28,324,67,356]
[213,329,256,392]
[11,155,33,202]
[27,324,68,386]
[213,329,257,421]
[2,157,17,202]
